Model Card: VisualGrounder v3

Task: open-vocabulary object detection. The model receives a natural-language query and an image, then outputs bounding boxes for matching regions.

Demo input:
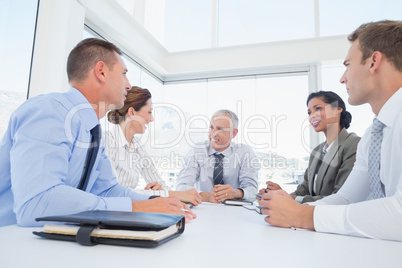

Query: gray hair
[211,109,239,129]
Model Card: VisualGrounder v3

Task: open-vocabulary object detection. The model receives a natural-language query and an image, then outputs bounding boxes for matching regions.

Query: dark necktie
[368,118,385,199]
[213,153,224,185]
[78,124,101,191]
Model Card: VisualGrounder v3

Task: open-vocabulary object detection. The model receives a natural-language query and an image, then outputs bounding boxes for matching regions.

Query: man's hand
[213,184,243,202]
[200,191,219,203]
[257,188,267,200]
[144,182,163,190]
[265,181,282,191]
[258,190,315,230]
[169,189,203,206]
[132,197,196,223]
[257,181,284,200]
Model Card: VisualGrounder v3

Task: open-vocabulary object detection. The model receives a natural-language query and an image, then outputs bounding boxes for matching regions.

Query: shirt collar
[323,141,334,155]
[68,87,99,132]
[114,124,136,149]
[208,141,234,157]
[376,87,402,128]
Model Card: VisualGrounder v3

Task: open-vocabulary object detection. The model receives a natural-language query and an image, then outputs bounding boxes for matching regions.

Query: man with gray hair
[176,109,259,202]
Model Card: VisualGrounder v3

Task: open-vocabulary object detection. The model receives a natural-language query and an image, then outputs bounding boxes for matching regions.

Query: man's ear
[369,51,383,74]
[232,128,239,139]
[94,61,107,83]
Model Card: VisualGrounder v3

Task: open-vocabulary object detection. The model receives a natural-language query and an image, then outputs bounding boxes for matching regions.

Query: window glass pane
[207,78,256,144]
[218,0,315,46]
[0,0,38,138]
[123,55,142,89]
[320,0,402,36]
[145,82,208,190]
[321,64,372,137]
[139,70,163,103]
[255,75,310,193]
[162,0,212,51]
[146,75,310,192]
[83,28,96,39]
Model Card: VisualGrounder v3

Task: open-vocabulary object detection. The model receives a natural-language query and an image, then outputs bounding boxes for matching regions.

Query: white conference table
[1,202,401,268]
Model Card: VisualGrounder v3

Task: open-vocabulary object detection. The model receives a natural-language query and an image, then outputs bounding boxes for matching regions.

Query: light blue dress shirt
[176,141,259,201]
[0,88,149,227]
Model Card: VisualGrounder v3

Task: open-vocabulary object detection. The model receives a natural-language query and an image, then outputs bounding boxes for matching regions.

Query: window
[153,0,213,51]
[143,74,310,192]
[319,0,402,36]
[321,64,372,136]
[0,0,39,138]
[218,0,315,46]
[254,75,310,192]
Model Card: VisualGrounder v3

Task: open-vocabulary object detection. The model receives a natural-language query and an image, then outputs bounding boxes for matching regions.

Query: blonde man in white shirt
[105,86,202,206]
[259,20,402,241]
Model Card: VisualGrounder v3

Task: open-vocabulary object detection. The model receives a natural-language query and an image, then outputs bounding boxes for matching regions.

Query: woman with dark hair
[104,86,202,206]
[259,91,361,203]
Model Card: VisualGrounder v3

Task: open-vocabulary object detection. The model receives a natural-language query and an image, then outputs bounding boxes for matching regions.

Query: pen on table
[181,208,192,213]
[256,205,263,214]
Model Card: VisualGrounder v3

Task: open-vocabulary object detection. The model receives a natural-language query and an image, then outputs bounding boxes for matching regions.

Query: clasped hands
[201,184,240,203]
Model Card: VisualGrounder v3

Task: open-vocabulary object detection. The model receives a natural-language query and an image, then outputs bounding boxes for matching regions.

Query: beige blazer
[292,128,360,203]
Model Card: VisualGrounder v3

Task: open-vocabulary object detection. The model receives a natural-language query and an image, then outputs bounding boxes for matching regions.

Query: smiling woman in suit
[259,91,360,203]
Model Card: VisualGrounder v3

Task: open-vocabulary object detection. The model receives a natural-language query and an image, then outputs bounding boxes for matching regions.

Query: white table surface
[1,202,401,268]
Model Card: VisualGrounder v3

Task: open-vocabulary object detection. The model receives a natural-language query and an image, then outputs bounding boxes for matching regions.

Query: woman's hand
[169,189,203,206]
[144,182,163,190]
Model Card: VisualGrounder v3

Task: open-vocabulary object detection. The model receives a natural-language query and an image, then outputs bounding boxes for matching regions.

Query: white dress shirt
[104,124,170,197]
[175,141,259,201]
[312,88,402,241]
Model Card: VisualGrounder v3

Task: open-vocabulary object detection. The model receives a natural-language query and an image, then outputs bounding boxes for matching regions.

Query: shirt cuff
[314,204,346,234]
[295,196,304,203]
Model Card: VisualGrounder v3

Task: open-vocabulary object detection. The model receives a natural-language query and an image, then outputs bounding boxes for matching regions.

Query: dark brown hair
[348,20,402,72]
[307,91,352,129]
[67,38,123,82]
[107,86,152,124]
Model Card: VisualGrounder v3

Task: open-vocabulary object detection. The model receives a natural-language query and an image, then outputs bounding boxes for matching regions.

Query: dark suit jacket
[291,128,360,203]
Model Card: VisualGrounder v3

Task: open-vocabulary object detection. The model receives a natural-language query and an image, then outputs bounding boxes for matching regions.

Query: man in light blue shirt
[176,110,259,202]
[0,38,194,227]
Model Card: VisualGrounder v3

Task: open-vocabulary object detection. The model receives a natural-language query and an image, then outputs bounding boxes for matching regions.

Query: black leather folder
[33,210,185,248]
[222,199,253,206]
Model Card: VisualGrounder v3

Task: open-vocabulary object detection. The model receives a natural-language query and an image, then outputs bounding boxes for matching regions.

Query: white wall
[29,0,85,97]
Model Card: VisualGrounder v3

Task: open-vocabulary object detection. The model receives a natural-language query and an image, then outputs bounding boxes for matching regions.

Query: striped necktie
[213,153,224,185]
[368,118,385,199]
